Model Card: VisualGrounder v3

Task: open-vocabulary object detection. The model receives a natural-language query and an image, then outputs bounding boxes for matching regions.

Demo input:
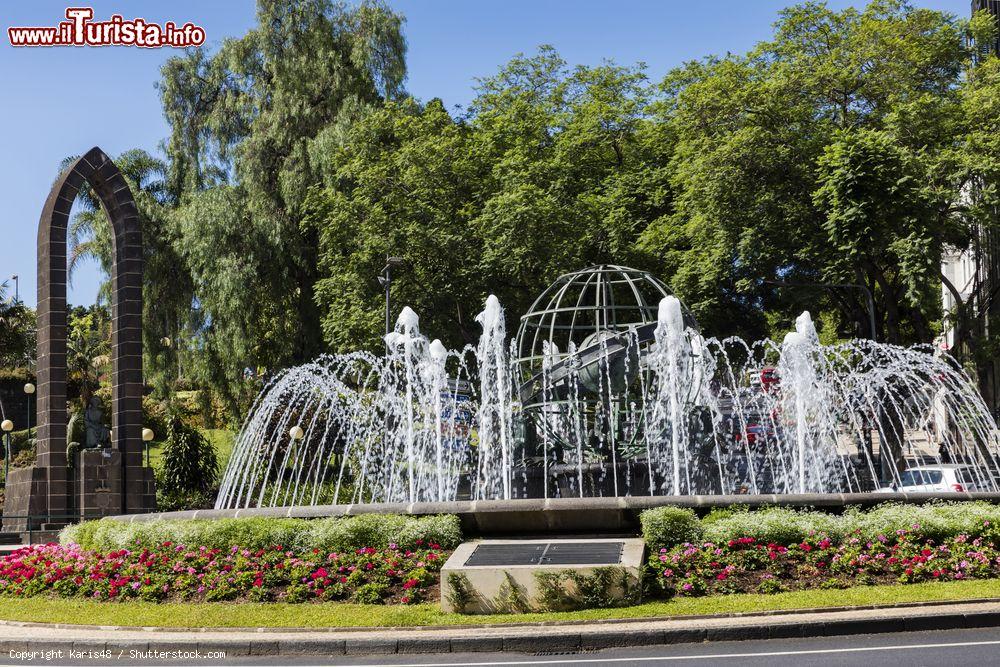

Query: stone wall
[1,466,47,532]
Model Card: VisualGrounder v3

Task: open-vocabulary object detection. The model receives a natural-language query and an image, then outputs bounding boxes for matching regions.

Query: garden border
[108,492,1000,535]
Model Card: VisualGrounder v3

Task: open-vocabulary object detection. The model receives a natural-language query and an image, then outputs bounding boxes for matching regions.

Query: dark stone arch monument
[2,147,155,535]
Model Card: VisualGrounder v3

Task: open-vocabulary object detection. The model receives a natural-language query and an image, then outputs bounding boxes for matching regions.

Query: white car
[877,464,984,493]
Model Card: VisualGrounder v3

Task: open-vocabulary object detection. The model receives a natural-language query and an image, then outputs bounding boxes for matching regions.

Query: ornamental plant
[648,518,1000,598]
[0,540,447,605]
[60,514,462,554]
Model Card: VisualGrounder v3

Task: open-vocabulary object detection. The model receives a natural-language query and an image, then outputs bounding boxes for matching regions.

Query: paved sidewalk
[3,599,1000,657]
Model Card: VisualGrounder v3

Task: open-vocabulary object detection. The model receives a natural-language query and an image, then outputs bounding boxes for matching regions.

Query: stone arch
[32,147,152,522]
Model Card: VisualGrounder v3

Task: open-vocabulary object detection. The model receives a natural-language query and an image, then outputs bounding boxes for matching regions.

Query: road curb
[5,605,1000,657]
[3,595,998,634]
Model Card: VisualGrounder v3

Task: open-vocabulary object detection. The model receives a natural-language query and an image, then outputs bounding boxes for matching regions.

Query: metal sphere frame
[512,265,700,464]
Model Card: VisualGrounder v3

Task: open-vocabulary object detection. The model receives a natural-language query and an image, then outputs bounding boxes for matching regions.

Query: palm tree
[0,282,34,369]
[63,149,196,397]
[66,313,110,412]
[66,149,171,302]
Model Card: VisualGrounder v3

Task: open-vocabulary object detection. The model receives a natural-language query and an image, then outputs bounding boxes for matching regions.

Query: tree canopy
[42,0,1000,419]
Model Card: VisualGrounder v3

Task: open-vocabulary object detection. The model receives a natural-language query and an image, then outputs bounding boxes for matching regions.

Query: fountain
[215,265,1000,510]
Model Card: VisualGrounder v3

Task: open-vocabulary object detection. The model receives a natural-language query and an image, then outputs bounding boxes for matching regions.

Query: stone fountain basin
[108,492,1000,535]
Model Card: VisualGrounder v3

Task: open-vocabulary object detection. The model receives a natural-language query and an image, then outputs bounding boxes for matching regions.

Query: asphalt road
[23,627,1000,667]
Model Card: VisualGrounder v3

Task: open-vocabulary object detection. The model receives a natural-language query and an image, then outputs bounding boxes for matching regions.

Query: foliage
[65,306,110,413]
[491,572,530,613]
[159,0,407,409]
[0,283,35,370]
[534,567,640,611]
[0,542,444,604]
[641,502,1000,551]
[444,572,476,613]
[648,517,1000,599]
[306,48,667,350]
[60,514,462,553]
[700,507,843,546]
[641,0,998,344]
[300,514,462,553]
[157,414,219,508]
[639,506,703,550]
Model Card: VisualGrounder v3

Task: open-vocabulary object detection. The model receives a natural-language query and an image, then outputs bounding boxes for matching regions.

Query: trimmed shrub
[841,501,1000,543]
[59,514,462,552]
[640,506,703,549]
[640,502,1000,552]
[700,507,842,545]
[299,514,462,552]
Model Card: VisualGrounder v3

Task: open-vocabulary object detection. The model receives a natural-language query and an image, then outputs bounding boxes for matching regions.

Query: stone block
[440,537,644,614]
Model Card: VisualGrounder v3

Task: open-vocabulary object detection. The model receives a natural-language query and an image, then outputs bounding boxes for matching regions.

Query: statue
[84,397,111,448]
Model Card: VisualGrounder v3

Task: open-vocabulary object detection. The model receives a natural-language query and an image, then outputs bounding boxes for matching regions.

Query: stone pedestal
[75,449,155,521]
[1,451,156,533]
[1,467,48,532]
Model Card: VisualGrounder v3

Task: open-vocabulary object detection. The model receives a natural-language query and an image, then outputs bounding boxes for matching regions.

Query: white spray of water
[216,298,1000,508]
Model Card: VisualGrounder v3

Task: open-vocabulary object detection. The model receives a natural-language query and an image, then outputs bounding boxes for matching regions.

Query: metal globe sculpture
[511,265,701,497]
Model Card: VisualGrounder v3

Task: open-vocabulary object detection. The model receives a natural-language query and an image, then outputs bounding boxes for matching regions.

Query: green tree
[66,306,110,413]
[65,149,194,398]
[306,47,670,350]
[161,0,407,402]
[0,283,34,370]
[158,412,219,511]
[641,0,988,343]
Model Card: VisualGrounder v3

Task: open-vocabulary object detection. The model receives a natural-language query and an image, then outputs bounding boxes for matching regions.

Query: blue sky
[0,0,972,306]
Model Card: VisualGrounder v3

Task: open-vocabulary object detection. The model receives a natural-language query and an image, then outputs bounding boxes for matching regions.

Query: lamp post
[377,257,406,343]
[762,279,877,340]
[23,382,34,440]
[289,425,304,442]
[9,275,18,304]
[142,428,155,468]
[1,419,13,488]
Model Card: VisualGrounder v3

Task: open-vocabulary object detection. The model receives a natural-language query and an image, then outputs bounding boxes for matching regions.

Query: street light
[9,275,18,304]
[142,428,155,467]
[377,257,406,342]
[762,279,877,340]
[23,382,34,440]
[1,419,13,488]
[289,425,304,441]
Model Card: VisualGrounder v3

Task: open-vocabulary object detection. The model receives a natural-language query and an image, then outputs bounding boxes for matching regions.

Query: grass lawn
[2,579,1000,628]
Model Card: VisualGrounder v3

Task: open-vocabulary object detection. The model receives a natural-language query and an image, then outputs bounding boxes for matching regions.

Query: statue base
[1,449,156,534]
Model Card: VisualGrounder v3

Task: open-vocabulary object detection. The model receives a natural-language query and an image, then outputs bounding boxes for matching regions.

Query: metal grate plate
[464,542,624,567]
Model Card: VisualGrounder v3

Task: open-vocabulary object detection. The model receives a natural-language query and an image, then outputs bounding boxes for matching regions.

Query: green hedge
[639,506,702,549]
[641,501,1000,550]
[60,514,463,553]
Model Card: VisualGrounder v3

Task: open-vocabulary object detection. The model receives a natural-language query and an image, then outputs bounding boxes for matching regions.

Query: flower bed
[650,520,1000,597]
[0,541,448,604]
